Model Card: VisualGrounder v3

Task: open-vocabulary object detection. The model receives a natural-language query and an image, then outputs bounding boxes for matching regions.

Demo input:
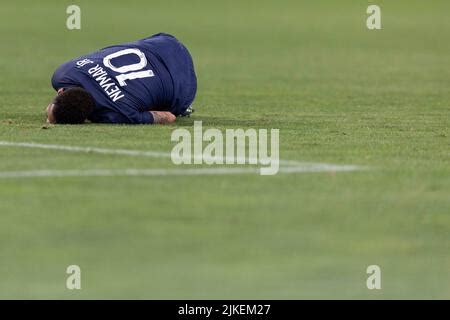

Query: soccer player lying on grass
[46,33,197,125]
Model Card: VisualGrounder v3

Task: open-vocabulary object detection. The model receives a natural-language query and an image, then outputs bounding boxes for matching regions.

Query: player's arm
[149,111,176,124]
[89,110,175,125]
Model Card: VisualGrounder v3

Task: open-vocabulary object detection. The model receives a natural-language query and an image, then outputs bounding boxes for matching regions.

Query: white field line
[0,141,367,178]
[0,165,364,178]
[0,141,170,159]
[0,168,258,178]
[0,140,312,166]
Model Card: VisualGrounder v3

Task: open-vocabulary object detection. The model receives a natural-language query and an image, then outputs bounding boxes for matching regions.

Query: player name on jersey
[86,64,125,102]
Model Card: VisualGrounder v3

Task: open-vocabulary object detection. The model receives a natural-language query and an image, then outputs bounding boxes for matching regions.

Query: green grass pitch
[0,0,448,298]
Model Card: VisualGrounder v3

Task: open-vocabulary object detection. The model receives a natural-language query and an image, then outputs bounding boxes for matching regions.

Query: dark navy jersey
[51,33,197,124]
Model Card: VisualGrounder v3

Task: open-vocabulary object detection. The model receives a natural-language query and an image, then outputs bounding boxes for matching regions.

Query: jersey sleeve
[139,111,154,124]
[89,109,154,124]
[51,61,80,90]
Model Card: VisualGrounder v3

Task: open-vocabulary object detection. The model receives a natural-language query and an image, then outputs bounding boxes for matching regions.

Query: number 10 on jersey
[103,48,154,86]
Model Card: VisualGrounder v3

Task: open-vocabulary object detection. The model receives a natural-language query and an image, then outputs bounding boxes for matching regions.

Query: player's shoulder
[144,33,177,40]
[98,33,179,52]
[139,33,182,47]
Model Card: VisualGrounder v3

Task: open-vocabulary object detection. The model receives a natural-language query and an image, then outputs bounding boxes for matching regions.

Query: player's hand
[150,111,176,124]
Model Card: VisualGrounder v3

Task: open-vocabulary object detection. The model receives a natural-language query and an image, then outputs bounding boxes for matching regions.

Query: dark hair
[52,87,95,124]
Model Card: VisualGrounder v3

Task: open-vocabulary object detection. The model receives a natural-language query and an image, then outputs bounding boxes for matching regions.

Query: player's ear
[57,88,65,95]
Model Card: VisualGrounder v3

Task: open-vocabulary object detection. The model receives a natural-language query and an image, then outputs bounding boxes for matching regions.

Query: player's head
[46,87,95,124]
